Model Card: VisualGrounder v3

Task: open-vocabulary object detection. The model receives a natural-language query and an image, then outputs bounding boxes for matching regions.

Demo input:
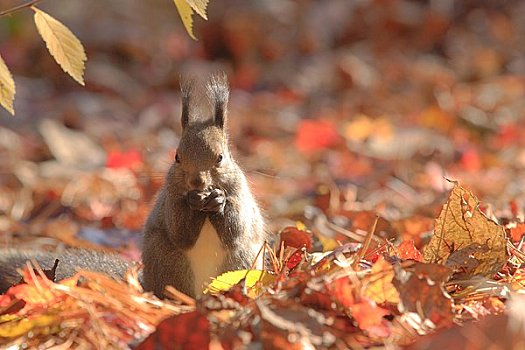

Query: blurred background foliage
[0,0,524,254]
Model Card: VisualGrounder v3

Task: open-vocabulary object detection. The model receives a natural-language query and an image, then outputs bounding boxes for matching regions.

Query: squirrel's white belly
[186,218,225,296]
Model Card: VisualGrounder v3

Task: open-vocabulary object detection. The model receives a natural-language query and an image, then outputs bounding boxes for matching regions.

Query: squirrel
[0,73,267,298]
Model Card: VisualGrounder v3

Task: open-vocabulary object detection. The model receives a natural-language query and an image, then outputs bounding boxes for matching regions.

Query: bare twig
[0,0,46,17]
[352,215,379,269]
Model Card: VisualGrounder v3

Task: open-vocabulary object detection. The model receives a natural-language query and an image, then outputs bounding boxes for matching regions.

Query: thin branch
[0,0,46,17]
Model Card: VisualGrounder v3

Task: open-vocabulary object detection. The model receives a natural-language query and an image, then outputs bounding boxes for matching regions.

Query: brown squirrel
[0,74,267,298]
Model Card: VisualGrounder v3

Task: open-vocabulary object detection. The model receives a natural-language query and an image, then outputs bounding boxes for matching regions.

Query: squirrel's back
[0,248,132,293]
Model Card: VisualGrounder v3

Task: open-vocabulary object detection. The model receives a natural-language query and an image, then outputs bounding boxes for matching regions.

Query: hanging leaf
[186,0,209,20]
[0,54,15,115]
[32,7,87,85]
[173,0,197,40]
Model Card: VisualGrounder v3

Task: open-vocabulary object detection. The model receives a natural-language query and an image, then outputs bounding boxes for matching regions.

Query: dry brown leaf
[33,7,87,85]
[423,182,508,277]
[0,54,15,115]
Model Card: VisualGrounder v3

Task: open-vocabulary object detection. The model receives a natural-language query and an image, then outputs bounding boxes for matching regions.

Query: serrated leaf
[33,7,86,85]
[173,0,197,40]
[423,182,508,277]
[204,270,275,298]
[0,54,15,115]
[186,0,209,20]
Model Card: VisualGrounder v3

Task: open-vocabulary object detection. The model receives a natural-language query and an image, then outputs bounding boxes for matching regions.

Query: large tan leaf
[423,182,508,277]
[33,7,86,85]
[0,54,15,115]
[173,0,197,40]
[186,0,209,20]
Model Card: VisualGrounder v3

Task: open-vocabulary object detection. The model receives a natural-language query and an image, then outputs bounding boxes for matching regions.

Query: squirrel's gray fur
[0,73,266,298]
[142,73,266,297]
[0,248,131,293]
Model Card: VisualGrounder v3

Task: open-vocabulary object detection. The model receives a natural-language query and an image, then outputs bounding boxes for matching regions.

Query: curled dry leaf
[0,54,15,115]
[423,182,508,277]
[33,7,87,85]
[394,263,454,329]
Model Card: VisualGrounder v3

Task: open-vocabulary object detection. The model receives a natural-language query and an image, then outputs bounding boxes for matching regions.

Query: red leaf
[279,226,313,252]
[328,276,356,309]
[295,120,341,153]
[396,240,423,261]
[509,222,525,242]
[106,149,143,170]
[136,311,210,350]
[351,298,391,338]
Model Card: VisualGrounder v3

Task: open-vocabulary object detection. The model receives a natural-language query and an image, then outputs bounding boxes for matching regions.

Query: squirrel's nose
[187,173,208,191]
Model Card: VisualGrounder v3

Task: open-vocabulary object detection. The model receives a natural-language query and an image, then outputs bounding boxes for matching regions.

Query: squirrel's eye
[175,153,181,163]
[216,154,223,164]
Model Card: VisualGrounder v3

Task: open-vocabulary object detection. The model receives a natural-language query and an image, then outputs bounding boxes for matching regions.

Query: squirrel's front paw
[187,189,225,212]
[187,190,208,211]
[201,188,225,213]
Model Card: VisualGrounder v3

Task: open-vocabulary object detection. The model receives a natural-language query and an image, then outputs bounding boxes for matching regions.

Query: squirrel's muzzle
[187,171,210,191]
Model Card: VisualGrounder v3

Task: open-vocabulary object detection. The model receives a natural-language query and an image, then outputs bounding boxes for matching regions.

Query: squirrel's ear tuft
[207,72,229,129]
[180,77,195,130]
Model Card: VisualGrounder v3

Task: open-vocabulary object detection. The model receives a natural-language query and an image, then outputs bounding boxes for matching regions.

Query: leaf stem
[0,0,46,17]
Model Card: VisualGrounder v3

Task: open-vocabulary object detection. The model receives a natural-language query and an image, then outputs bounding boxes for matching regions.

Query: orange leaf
[395,240,423,261]
[295,120,341,153]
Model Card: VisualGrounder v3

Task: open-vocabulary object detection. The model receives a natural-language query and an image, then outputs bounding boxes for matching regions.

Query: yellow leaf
[33,7,86,85]
[0,315,58,338]
[423,182,508,277]
[185,0,209,20]
[204,270,275,298]
[173,0,197,40]
[363,256,400,304]
[0,54,15,115]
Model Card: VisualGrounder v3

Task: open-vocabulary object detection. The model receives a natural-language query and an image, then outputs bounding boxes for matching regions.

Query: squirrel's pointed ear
[207,73,229,129]
[180,77,195,130]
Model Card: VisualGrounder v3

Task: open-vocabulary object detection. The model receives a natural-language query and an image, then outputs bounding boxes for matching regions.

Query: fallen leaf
[136,311,210,350]
[395,240,423,262]
[295,119,341,153]
[363,256,400,305]
[204,270,275,298]
[351,298,391,338]
[279,226,313,252]
[423,182,508,277]
[394,263,454,329]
